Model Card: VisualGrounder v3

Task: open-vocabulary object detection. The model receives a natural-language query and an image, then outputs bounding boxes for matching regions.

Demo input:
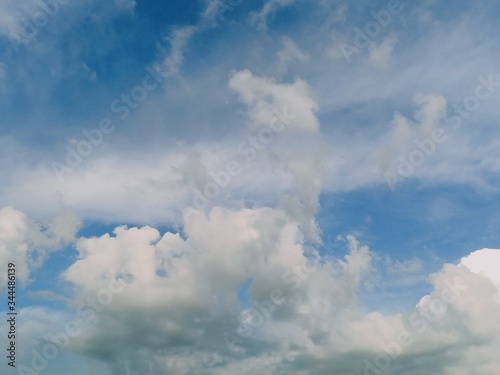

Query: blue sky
[1,1,500,374]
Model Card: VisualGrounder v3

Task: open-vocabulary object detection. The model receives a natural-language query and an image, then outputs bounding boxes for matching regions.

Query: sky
[1,0,500,374]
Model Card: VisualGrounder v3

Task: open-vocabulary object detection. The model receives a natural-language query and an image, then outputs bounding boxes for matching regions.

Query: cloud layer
[1,0,500,374]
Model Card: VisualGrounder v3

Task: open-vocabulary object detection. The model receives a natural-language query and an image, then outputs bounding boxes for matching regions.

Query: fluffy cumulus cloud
[460,249,500,288]
[56,69,333,373]
[0,206,80,288]
[58,210,378,374]
[229,70,320,134]
[50,219,500,374]
[13,65,497,373]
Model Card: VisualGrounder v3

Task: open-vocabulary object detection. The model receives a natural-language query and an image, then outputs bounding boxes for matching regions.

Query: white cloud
[2,2,500,373]
[376,92,447,169]
[200,0,240,27]
[0,206,80,288]
[460,248,500,287]
[229,70,324,240]
[56,214,500,374]
[0,1,34,37]
[161,26,198,77]
[229,70,320,134]
[251,0,298,32]
[60,210,376,374]
[369,34,398,68]
[275,37,309,75]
